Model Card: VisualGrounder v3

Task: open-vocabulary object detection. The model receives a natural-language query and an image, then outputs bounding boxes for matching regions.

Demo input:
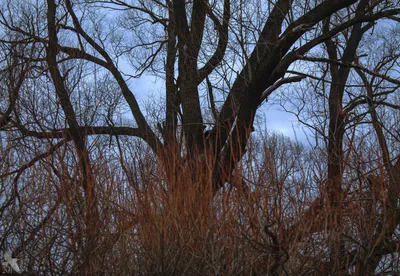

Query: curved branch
[272,8,400,82]
[298,56,400,86]
[260,75,306,101]
[197,0,230,82]
[64,0,162,153]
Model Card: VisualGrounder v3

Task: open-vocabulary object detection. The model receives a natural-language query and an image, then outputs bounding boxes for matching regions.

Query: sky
[128,74,313,146]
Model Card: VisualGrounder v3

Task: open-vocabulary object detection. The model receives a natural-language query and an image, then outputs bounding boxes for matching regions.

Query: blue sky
[127,72,312,146]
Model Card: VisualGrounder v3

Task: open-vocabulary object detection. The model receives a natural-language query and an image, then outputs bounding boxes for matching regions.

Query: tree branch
[260,76,306,101]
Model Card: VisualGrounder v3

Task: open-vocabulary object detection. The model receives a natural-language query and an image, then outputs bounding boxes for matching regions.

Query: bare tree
[1,0,400,274]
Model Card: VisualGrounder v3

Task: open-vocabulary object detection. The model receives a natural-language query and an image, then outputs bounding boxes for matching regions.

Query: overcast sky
[128,74,313,147]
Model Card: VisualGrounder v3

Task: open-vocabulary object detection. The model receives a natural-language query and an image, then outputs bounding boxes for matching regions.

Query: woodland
[1,0,400,275]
